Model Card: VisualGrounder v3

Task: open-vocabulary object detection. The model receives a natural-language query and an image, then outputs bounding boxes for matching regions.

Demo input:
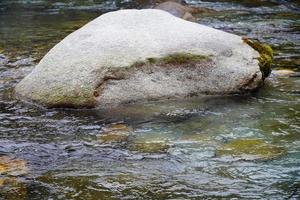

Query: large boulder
[15,9,262,109]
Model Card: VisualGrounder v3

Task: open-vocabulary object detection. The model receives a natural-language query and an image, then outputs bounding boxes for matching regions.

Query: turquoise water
[0,0,299,199]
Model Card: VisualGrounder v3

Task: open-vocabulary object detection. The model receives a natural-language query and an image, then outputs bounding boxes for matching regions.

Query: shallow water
[0,0,300,199]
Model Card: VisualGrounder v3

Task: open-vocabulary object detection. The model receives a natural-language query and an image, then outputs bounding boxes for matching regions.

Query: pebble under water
[0,0,300,199]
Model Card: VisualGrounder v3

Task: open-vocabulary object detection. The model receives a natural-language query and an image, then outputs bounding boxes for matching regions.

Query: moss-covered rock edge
[131,52,211,68]
[242,37,273,81]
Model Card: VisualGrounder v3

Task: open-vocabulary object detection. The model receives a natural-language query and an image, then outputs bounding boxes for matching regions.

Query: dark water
[0,0,299,199]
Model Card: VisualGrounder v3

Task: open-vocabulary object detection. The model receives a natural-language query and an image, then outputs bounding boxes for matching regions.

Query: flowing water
[0,0,299,199]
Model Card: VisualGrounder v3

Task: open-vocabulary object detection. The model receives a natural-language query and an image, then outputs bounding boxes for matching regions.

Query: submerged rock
[0,156,28,176]
[216,139,286,160]
[271,69,295,77]
[0,156,28,199]
[15,9,262,109]
[0,177,27,200]
[127,132,171,153]
[128,140,169,153]
[98,123,132,144]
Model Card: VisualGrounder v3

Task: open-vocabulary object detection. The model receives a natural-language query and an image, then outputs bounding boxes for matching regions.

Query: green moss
[33,86,95,108]
[38,173,113,199]
[243,37,273,81]
[216,139,286,160]
[98,133,129,144]
[0,178,27,200]
[131,53,210,68]
[160,53,209,65]
[128,139,169,153]
[147,57,158,64]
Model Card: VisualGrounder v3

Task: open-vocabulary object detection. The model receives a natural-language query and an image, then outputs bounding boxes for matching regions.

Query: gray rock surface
[15,9,262,108]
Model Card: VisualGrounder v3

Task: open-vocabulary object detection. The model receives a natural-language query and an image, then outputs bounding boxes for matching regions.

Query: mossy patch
[131,52,210,68]
[31,86,96,108]
[38,173,114,199]
[160,53,209,65]
[216,139,286,160]
[128,141,169,153]
[243,37,273,81]
[0,177,17,187]
[0,177,27,200]
[99,133,129,144]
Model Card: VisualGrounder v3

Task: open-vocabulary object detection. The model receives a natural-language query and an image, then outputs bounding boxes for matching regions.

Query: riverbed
[0,0,299,199]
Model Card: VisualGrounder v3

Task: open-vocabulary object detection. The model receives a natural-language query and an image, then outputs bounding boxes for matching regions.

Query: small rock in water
[216,139,286,160]
[271,69,295,77]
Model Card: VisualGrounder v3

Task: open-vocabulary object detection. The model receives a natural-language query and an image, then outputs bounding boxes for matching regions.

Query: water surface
[0,0,299,199]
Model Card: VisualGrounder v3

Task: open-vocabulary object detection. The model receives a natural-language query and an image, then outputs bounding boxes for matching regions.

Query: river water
[0,0,299,199]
